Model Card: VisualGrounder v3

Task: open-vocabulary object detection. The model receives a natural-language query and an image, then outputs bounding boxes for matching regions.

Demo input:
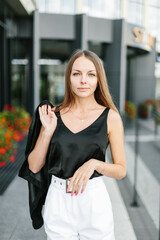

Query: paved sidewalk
[122,116,160,239]
[0,170,137,240]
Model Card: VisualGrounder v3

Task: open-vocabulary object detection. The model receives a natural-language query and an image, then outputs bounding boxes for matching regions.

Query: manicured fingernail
[71,193,74,196]
[67,188,69,192]
[75,192,78,196]
[81,190,83,194]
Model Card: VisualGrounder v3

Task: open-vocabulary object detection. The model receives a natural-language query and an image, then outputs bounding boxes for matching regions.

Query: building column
[0,25,4,111]
[27,38,34,115]
[0,18,11,110]
[104,19,127,113]
[74,14,88,50]
[81,14,88,50]
[33,10,40,110]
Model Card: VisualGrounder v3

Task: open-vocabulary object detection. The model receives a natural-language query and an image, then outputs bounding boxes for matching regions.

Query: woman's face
[70,56,98,98]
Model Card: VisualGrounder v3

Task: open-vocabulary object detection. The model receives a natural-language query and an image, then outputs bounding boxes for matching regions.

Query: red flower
[13,149,17,155]
[0,147,6,154]
[11,106,15,111]
[4,104,12,111]
[10,155,15,162]
[0,161,7,168]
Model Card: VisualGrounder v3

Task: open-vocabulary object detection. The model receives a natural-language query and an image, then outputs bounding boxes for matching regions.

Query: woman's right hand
[38,104,57,135]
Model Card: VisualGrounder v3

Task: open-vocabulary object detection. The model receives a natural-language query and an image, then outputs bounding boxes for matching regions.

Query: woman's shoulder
[108,108,120,120]
[107,108,123,134]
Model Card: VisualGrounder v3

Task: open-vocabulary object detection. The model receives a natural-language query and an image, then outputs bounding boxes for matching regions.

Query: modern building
[0,0,160,115]
[0,0,37,114]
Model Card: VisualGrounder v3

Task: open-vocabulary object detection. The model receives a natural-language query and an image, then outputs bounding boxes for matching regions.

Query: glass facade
[0,0,33,113]
[148,3,160,51]
[38,0,120,18]
[127,0,144,25]
[0,1,15,111]
[11,39,32,109]
[39,38,73,105]
[39,0,75,14]
[125,0,160,51]
[83,0,120,19]
[40,63,66,105]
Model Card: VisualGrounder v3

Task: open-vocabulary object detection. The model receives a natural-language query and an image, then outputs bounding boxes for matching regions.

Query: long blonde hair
[54,49,119,114]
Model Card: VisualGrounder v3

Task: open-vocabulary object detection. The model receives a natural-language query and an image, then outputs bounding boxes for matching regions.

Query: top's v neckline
[59,107,108,135]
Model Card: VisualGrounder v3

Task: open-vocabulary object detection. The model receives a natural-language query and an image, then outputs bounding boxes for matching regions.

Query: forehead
[72,56,96,71]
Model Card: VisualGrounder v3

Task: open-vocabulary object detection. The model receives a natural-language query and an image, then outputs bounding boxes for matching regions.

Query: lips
[78,88,89,90]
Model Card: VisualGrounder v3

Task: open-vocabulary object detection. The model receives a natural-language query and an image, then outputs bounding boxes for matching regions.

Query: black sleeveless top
[47,106,110,179]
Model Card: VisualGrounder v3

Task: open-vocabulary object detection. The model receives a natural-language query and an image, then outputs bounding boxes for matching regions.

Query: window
[127,1,144,25]
[83,0,120,19]
[38,0,75,14]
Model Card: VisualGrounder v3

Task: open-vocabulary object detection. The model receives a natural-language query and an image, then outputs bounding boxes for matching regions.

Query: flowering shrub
[140,99,160,120]
[125,101,137,119]
[139,101,148,118]
[146,99,155,105]
[0,104,31,168]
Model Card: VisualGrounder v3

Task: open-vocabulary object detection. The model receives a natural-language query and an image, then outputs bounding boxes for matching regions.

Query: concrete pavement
[122,116,160,240]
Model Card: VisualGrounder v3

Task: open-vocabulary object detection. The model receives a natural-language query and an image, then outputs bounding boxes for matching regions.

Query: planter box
[0,136,27,195]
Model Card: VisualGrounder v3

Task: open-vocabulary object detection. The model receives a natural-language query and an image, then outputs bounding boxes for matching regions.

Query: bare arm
[28,104,57,173]
[94,109,126,179]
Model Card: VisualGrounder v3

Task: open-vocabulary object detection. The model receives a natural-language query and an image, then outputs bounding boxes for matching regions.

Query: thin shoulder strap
[106,107,110,116]
[104,107,110,121]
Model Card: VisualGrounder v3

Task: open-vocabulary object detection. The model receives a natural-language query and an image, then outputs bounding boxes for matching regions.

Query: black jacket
[18,100,54,229]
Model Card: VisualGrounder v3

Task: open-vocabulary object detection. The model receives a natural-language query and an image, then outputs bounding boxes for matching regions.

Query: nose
[80,74,87,83]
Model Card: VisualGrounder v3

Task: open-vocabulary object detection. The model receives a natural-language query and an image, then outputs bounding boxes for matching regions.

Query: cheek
[89,79,98,89]
[70,78,79,91]
[70,78,76,87]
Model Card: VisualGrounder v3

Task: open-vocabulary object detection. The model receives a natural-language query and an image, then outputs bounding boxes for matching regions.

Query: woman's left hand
[67,159,98,196]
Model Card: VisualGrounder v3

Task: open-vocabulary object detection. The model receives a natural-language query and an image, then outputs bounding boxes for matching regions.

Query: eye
[88,73,96,77]
[72,72,80,76]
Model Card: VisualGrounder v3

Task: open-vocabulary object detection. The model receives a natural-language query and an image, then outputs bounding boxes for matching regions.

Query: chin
[73,89,96,98]
[77,91,92,95]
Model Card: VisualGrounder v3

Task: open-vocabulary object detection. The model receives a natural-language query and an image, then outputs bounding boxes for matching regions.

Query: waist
[50,174,104,192]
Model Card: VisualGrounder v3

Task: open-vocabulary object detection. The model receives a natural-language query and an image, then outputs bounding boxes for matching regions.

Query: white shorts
[42,175,115,240]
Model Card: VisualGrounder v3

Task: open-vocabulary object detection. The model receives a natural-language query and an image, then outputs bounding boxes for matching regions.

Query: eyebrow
[72,69,96,72]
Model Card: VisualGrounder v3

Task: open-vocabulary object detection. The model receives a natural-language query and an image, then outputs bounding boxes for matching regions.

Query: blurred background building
[0,2,160,239]
[0,0,160,114]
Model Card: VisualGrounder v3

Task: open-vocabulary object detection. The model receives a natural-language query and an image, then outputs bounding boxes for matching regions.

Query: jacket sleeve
[18,100,53,229]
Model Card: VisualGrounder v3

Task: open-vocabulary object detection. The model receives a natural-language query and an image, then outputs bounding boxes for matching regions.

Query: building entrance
[40,61,66,106]
[126,46,156,108]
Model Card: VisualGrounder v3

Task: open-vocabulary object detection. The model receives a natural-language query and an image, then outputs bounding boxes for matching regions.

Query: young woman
[28,49,126,240]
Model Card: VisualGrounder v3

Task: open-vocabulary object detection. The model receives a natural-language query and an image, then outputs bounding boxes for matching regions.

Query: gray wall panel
[39,13,75,39]
[88,17,113,43]
[127,47,156,106]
